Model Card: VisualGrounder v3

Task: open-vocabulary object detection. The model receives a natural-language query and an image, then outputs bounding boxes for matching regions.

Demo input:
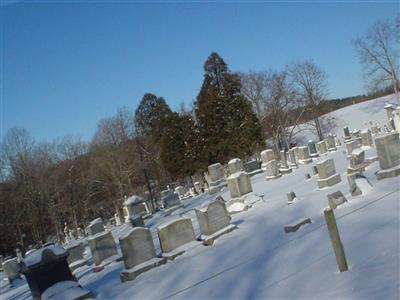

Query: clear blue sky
[1,0,398,142]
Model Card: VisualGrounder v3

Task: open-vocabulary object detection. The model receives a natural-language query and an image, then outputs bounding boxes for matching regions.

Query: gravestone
[227,171,253,198]
[87,231,118,269]
[305,173,311,180]
[65,242,87,272]
[194,181,203,194]
[343,126,351,140]
[326,134,337,151]
[384,104,395,121]
[119,228,166,282]
[297,146,313,164]
[87,218,104,236]
[207,163,227,193]
[129,215,145,228]
[317,141,328,155]
[345,140,359,155]
[361,129,373,146]
[265,160,282,180]
[348,149,367,174]
[288,149,298,168]
[195,200,237,245]
[157,218,197,260]
[227,158,243,175]
[243,160,263,176]
[308,140,319,157]
[261,149,275,171]
[371,124,379,135]
[279,150,292,174]
[327,191,347,210]
[175,186,185,198]
[20,245,91,300]
[287,192,296,204]
[162,192,181,209]
[316,158,341,188]
[2,257,20,284]
[375,132,400,179]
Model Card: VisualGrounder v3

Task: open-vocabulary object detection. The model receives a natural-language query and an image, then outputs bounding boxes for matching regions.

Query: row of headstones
[82,199,237,282]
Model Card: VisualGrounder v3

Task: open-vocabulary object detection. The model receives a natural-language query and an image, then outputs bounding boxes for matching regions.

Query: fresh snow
[1,94,399,299]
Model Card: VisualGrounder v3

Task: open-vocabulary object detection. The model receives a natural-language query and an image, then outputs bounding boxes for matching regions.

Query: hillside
[1,94,399,300]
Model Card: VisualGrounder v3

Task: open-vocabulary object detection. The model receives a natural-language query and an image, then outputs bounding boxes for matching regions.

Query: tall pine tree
[195,52,264,165]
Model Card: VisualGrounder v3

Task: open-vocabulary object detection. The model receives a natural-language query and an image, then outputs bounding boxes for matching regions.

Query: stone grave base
[120,257,167,282]
[284,218,311,233]
[328,147,337,151]
[298,158,313,165]
[208,180,227,194]
[164,204,184,216]
[317,174,341,188]
[93,254,122,273]
[377,165,400,180]
[41,281,93,300]
[69,259,88,273]
[162,241,200,261]
[201,224,238,246]
[328,191,347,210]
[265,173,282,181]
[310,153,319,158]
[289,163,298,169]
[246,169,263,177]
[279,167,292,175]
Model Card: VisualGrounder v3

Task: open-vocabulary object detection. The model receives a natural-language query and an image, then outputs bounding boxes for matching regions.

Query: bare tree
[353,18,399,102]
[287,60,328,141]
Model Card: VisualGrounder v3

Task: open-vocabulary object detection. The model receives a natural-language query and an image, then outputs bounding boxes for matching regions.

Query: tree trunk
[314,117,323,141]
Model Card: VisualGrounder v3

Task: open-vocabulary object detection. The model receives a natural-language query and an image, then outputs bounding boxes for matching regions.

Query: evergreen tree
[160,113,202,179]
[134,93,172,141]
[195,52,264,164]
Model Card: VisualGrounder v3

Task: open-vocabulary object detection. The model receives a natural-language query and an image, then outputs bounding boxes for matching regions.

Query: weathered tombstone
[20,245,91,300]
[384,103,395,121]
[87,231,118,271]
[288,148,298,168]
[163,192,181,209]
[348,149,367,174]
[347,173,373,196]
[327,191,347,210]
[261,149,275,171]
[308,140,319,157]
[2,257,20,284]
[316,158,341,188]
[279,150,292,174]
[286,191,296,204]
[157,218,198,260]
[284,218,311,233]
[87,218,104,236]
[124,195,150,221]
[326,134,337,151]
[207,163,226,193]
[297,146,313,164]
[361,129,373,146]
[129,215,145,228]
[175,186,185,198]
[375,132,400,179]
[194,181,203,194]
[371,124,379,135]
[195,200,237,245]
[227,158,243,175]
[265,160,282,180]
[243,160,263,176]
[317,141,328,155]
[345,140,359,155]
[343,126,351,140]
[65,242,87,272]
[119,228,167,282]
[227,171,253,198]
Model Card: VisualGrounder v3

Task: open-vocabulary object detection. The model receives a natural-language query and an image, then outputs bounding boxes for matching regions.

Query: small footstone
[284,218,312,233]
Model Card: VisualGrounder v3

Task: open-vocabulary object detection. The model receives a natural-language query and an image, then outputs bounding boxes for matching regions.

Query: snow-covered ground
[1,94,399,299]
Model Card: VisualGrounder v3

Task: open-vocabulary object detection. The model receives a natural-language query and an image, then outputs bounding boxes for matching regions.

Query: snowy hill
[1,94,399,300]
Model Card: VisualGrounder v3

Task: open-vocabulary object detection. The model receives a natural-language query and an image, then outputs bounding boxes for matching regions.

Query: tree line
[0,17,398,255]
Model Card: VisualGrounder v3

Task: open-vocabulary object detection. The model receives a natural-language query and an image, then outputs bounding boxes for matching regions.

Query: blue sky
[1,1,397,142]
